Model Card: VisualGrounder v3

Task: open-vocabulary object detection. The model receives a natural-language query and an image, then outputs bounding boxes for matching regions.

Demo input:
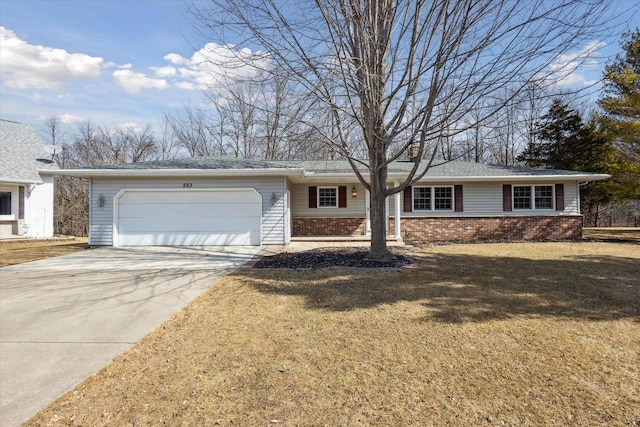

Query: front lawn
[26,241,639,426]
[0,238,89,268]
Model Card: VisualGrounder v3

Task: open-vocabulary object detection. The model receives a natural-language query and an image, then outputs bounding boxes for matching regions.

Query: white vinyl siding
[291,183,366,217]
[89,176,286,246]
[391,181,580,217]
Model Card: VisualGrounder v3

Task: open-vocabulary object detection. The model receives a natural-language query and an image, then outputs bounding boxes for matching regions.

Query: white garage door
[115,189,261,246]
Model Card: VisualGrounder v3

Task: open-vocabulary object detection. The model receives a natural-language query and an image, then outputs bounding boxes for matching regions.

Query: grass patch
[25,241,640,426]
[0,238,89,267]
[583,227,640,242]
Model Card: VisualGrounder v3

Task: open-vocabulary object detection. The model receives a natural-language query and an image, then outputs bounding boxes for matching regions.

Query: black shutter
[338,186,347,208]
[555,183,564,211]
[403,186,413,212]
[503,184,512,212]
[309,186,317,209]
[454,185,463,212]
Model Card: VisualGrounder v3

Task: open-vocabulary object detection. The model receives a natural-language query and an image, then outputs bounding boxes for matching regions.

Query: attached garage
[114,189,262,246]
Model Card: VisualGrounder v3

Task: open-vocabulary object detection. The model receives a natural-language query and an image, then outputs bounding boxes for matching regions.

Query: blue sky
[0,0,230,136]
[1,0,638,141]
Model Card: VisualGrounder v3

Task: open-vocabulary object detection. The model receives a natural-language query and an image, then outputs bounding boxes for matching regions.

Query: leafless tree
[189,0,617,258]
[164,105,223,157]
[42,118,164,236]
[38,114,68,147]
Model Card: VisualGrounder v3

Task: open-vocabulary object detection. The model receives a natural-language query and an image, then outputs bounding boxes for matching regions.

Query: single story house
[54,156,609,247]
[0,119,58,239]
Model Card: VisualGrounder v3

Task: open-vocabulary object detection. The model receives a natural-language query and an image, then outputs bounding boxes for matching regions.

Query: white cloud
[113,69,168,93]
[151,66,178,77]
[176,81,196,90]
[0,26,103,89]
[163,53,188,66]
[59,113,85,124]
[546,40,606,87]
[111,121,142,133]
[164,42,270,91]
[36,113,85,124]
[118,63,133,69]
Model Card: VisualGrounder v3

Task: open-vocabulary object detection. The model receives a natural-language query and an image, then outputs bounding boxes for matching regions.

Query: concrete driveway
[0,245,262,427]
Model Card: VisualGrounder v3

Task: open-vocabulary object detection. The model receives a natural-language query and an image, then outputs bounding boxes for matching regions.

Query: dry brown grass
[26,240,640,427]
[583,227,640,242]
[0,238,89,267]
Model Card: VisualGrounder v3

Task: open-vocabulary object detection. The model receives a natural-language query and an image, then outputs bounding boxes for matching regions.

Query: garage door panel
[119,217,261,233]
[119,202,261,219]
[119,191,260,205]
[119,231,257,246]
[116,189,261,246]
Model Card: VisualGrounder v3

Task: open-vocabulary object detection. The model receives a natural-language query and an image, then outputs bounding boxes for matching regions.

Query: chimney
[408,143,420,162]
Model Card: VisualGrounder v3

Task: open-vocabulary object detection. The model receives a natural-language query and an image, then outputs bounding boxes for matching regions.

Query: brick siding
[389,216,583,243]
[293,217,367,236]
[293,215,583,242]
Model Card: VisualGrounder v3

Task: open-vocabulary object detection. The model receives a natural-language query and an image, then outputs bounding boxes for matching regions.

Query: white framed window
[535,185,553,209]
[413,187,431,210]
[513,186,531,209]
[413,186,453,211]
[434,187,453,210]
[318,186,338,208]
[513,185,554,210]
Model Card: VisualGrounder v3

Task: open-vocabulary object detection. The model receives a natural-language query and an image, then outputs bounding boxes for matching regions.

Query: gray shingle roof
[62,157,604,179]
[0,119,58,183]
[93,156,300,170]
[272,159,598,177]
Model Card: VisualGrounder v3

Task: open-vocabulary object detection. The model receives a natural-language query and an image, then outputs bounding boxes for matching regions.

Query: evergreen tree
[598,29,640,162]
[590,29,640,224]
[517,99,606,171]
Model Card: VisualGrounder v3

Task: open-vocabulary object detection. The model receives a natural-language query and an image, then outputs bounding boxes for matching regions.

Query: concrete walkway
[0,246,261,427]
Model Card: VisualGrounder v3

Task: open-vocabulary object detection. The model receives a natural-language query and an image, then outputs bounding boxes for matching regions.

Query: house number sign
[182,183,193,188]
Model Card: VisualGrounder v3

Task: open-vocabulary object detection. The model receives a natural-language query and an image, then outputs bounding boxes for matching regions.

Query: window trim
[317,186,339,209]
[412,185,454,212]
[512,184,554,210]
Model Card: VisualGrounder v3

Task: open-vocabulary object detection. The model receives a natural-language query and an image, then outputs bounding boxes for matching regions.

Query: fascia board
[387,173,612,182]
[304,172,611,182]
[0,177,43,184]
[51,168,306,178]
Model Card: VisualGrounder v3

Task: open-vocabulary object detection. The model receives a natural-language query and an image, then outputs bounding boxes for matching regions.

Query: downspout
[394,180,401,240]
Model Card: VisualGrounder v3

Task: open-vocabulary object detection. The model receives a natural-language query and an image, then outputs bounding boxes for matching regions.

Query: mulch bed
[253,248,414,269]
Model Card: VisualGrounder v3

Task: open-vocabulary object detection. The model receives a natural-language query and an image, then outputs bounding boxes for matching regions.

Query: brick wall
[389,216,583,243]
[293,217,367,236]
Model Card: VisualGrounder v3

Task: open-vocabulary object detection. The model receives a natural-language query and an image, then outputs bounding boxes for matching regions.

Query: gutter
[50,168,307,178]
[49,167,610,183]
[0,178,43,184]
[305,171,611,182]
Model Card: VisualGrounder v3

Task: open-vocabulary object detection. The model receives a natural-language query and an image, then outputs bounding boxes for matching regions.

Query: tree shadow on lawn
[245,252,640,323]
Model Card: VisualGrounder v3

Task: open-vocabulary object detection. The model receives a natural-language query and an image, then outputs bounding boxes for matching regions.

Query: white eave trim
[0,177,43,184]
[51,168,306,178]
[306,172,611,182]
[49,167,610,182]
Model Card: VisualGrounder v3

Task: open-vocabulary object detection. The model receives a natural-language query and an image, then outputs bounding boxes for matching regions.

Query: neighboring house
[0,120,58,239]
[55,156,609,247]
